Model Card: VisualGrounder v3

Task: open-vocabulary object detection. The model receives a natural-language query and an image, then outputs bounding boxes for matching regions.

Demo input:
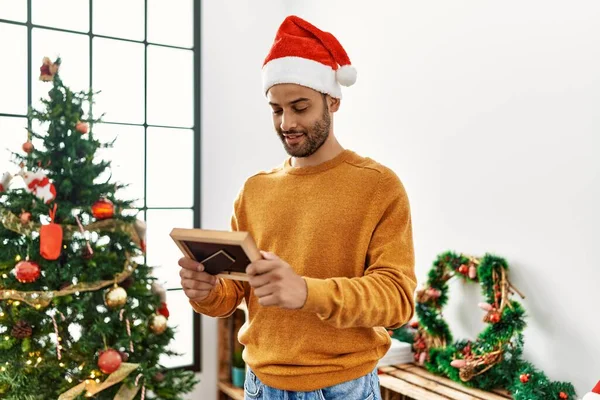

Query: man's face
[267,84,331,158]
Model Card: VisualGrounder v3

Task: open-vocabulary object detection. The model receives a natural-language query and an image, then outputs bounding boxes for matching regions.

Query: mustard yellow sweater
[191,149,416,391]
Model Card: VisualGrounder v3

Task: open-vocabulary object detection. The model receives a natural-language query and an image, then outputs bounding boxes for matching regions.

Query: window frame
[0,0,202,373]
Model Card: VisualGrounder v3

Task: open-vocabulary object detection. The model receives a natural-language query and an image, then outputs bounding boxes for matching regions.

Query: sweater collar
[283,149,354,175]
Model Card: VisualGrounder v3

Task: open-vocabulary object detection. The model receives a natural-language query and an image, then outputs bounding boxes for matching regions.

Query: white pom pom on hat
[336,64,357,87]
[262,15,357,99]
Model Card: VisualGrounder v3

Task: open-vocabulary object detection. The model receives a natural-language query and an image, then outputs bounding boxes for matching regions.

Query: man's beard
[277,102,331,158]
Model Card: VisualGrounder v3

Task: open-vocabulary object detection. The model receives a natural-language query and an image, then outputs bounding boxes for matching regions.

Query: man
[179,15,416,400]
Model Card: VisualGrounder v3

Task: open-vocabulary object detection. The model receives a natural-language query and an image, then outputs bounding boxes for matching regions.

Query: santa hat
[583,381,600,400]
[262,15,357,99]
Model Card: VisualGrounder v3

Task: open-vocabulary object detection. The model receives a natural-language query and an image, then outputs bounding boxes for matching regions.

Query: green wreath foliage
[392,251,576,400]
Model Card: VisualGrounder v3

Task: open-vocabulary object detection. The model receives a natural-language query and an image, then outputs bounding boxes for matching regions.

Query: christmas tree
[0,57,197,399]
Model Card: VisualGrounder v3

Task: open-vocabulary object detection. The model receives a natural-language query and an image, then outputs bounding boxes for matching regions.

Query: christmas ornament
[153,371,165,382]
[458,264,468,275]
[0,172,12,192]
[559,392,568,399]
[75,121,88,134]
[40,204,63,260]
[92,198,114,219]
[22,141,34,153]
[97,348,122,374]
[11,320,32,339]
[583,381,600,400]
[39,56,60,81]
[18,169,56,203]
[485,310,501,324]
[520,373,530,383]
[15,260,41,283]
[157,302,170,318]
[74,214,93,258]
[150,280,170,318]
[19,211,31,224]
[468,264,477,279]
[134,219,146,252]
[418,351,426,365]
[50,312,65,360]
[119,309,135,353]
[105,284,127,309]
[450,359,467,368]
[149,314,168,335]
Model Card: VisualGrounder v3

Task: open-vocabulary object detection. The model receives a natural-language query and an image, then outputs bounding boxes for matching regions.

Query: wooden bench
[378,364,513,400]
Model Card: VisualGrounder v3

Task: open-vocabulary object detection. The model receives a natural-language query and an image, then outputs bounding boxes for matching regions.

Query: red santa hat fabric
[583,381,600,400]
[262,15,357,98]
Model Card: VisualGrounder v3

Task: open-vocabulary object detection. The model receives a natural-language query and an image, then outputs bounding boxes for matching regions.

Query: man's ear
[327,96,341,113]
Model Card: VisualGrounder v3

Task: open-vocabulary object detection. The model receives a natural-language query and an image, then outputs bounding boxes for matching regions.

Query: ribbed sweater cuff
[301,277,332,317]
[189,278,222,314]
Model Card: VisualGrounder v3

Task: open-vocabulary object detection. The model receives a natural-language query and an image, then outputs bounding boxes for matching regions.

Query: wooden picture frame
[170,228,262,281]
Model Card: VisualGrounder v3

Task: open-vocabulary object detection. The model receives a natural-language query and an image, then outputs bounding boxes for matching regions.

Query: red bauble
[91,198,114,219]
[414,340,426,350]
[458,264,469,274]
[520,373,530,383]
[98,349,122,374]
[19,211,31,225]
[559,392,568,399]
[15,260,41,283]
[488,311,501,324]
[409,320,419,329]
[158,302,170,318]
[75,121,88,134]
[22,141,34,153]
[462,344,472,356]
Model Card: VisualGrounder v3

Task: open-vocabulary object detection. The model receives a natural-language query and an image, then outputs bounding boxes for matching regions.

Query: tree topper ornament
[39,57,60,82]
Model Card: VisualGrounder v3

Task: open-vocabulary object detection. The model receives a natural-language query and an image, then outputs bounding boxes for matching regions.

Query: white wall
[194,1,600,398]
[186,2,289,399]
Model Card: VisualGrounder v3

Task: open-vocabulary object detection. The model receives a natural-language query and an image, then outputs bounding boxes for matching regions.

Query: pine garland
[392,251,576,400]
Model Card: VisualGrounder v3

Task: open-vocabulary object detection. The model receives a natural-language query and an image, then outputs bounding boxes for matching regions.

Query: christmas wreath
[392,251,576,400]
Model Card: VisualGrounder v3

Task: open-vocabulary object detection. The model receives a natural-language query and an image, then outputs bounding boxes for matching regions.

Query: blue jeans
[244,368,382,400]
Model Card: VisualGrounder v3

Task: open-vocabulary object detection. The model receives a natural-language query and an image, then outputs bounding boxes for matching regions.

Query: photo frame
[170,228,262,281]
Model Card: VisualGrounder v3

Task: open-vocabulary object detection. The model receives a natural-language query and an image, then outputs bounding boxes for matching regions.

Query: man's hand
[179,257,218,302]
[247,251,307,309]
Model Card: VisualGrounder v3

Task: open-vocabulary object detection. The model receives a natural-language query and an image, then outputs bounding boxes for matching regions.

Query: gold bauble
[105,285,127,309]
[149,314,168,335]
